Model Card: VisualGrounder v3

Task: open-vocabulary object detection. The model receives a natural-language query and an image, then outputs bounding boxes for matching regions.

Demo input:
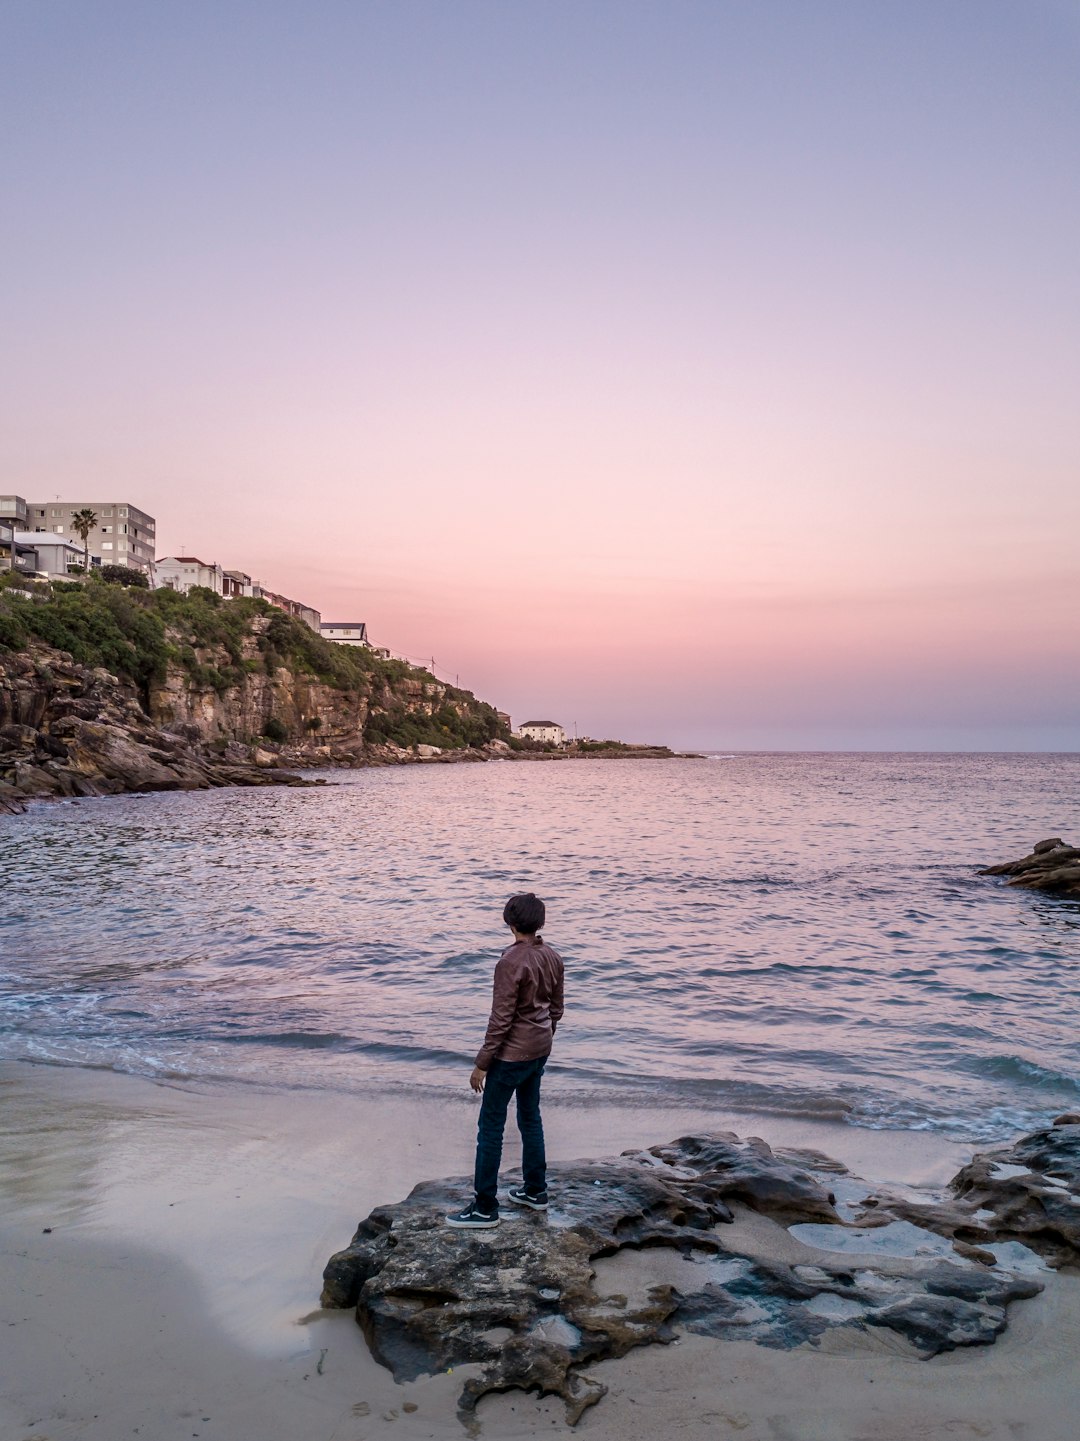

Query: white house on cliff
[518,721,566,746]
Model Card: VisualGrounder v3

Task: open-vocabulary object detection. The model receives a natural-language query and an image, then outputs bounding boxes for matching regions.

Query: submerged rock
[322,1130,1059,1423]
[979,837,1080,899]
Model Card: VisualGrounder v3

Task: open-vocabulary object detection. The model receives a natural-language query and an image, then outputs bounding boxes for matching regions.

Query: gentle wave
[958,1053,1080,1094]
[3,752,1079,1146]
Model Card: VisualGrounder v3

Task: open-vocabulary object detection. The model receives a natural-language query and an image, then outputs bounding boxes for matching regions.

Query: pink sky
[2,2,1078,748]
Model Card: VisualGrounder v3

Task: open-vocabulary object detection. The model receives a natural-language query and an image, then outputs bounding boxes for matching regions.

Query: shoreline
[0,747,703,817]
[4,1060,1080,1439]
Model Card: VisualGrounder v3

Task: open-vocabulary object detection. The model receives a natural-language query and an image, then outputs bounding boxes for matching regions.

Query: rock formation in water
[322,1125,1080,1423]
[980,837,1080,899]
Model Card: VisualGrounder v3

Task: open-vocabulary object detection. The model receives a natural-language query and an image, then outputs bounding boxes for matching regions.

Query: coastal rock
[322,1132,1044,1423]
[0,780,26,814]
[979,837,1080,899]
[0,645,317,805]
[0,637,509,809]
[853,1123,1080,1270]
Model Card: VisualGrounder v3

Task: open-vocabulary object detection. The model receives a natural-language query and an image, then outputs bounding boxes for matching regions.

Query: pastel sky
[3,1,1078,749]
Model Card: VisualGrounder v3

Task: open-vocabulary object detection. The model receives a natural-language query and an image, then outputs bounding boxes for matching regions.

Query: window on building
[51,508,61,517]
[118,507,128,516]
[101,542,113,550]
[54,526,64,533]
[101,507,113,516]
[101,525,112,533]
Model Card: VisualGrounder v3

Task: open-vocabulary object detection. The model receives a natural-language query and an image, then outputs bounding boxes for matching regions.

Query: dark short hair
[503,892,545,934]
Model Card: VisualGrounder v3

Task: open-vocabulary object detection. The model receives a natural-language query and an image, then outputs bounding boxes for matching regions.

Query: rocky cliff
[0,579,508,813]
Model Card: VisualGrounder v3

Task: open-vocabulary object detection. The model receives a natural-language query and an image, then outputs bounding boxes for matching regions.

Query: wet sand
[2,1060,1078,1441]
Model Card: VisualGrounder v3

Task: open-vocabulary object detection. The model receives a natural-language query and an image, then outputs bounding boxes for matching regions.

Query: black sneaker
[507,1186,549,1211]
[445,1202,500,1229]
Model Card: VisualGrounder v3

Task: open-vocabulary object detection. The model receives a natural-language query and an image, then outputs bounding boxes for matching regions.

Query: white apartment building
[321,622,369,647]
[156,556,225,595]
[14,532,84,577]
[518,721,566,746]
[26,499,156,571]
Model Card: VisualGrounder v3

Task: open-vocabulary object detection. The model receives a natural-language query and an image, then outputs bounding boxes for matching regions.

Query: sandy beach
[3,1059,1079,1441]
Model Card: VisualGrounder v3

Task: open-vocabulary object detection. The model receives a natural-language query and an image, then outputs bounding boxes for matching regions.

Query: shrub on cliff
[100,564,150,588]
[0,580,170,699]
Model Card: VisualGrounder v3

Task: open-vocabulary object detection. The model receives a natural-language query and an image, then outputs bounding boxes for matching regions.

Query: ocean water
[2,754,1078,1144]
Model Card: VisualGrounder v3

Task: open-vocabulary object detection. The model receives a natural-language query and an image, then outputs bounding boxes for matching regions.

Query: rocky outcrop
[861,1117,1080,1268]
[322,1128,1071,1423]
[0,630,509,812]
[0,646,316,812]
[148,615,485,761]
[980,837,1080,899]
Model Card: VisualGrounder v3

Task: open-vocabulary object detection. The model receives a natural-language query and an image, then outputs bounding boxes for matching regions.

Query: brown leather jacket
[475,936,565,1070]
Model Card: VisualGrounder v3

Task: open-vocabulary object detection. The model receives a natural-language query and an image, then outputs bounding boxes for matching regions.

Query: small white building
[14,532,84,577]
[518,720,566,746]
[321,622,369,647]
[155,556,225,595]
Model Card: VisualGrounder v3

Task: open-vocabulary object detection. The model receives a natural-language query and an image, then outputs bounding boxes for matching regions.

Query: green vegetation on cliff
[0,574,504,751]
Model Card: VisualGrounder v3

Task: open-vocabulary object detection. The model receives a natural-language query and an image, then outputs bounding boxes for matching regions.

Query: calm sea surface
[2,754,1079,1143]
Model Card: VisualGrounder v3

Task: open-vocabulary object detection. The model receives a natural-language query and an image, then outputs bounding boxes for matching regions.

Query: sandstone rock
[322,1131,1046,1424]
[646,1133,840,1223]
[8,759,62,796]
[0,722,40,751]
[855,1123,1080,1270]
[0,782,26,814]
[250,747,278,767]
[980,838,1080,898]
[53,718,190,791]
[0,643,334,810]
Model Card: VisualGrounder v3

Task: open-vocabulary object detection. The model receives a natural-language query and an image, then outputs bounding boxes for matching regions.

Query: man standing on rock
[446,893,564,1228]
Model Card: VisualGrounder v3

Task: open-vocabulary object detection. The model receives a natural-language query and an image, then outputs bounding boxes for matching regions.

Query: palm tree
[71,509,98,573]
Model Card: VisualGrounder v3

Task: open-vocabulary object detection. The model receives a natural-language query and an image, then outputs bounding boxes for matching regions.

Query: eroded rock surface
[0,645,321,809]
[980,836,1080,899]
[859,1119,1080,1269]
[322,1129,1067,1423]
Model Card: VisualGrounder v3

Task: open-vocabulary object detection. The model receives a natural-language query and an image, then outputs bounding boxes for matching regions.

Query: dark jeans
[474,1054,548,1214]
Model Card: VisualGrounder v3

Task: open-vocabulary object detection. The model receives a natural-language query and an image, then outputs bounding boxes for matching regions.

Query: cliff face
[0,639,502,814]
[0,644,288,812]
[148,613,464,762]
[151,630,370,744]
[0,584,508,813]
